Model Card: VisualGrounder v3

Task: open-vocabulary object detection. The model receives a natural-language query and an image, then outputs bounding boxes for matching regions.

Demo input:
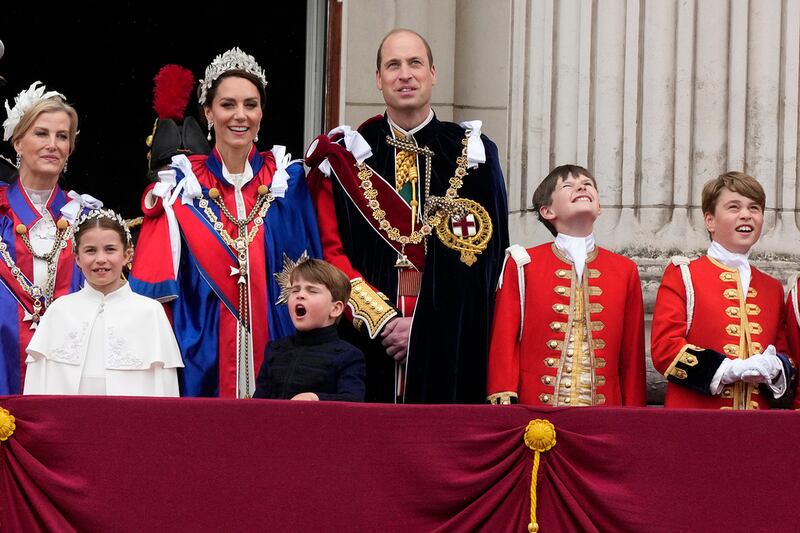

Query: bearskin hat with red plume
[146,64,209,175]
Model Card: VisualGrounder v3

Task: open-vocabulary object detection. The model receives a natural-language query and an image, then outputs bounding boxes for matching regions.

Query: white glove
[718,358,752,385]
[740,345,782,384]
[711,345,787,396]
[711,355,767,395]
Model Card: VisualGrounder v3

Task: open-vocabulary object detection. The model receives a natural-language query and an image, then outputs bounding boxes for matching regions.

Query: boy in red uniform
[651,172,795,409]
[487,165,646,406]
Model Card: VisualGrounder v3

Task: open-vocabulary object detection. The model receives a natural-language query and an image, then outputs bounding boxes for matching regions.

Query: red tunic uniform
[787,278,800,378]
[651,255,790,409]
[487,243,646,406]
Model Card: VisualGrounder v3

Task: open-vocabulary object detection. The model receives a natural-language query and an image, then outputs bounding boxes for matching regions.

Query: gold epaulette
[349,278,397,339]
[487,391,518,405]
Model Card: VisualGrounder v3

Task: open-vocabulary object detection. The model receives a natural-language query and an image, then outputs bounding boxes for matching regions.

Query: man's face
[375,31,437,117]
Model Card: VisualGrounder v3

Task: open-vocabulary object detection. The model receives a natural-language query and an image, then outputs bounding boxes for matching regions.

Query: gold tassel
[523,419,557,532]
[0,407,16,443]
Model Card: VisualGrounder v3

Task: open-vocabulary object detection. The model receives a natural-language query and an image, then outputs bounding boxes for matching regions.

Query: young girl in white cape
[23,209,183,396]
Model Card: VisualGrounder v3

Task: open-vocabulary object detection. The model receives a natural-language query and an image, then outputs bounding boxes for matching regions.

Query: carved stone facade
[339,0,800,403]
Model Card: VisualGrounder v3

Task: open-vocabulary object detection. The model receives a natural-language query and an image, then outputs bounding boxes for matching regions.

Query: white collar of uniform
[82,280,132,303]
[219,153,254,189]
[387,109,434,137]
[555,233,595,280]
[707,241,752,294]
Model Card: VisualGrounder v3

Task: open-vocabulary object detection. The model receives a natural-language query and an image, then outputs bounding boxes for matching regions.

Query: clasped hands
[719,345,781,385]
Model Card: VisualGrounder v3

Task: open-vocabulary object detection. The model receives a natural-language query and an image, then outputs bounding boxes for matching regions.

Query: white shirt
[554,233,596,280]
[24,282,183,397]
[707,241,752,294]
[387,110,434,138]
[219,155,255,219]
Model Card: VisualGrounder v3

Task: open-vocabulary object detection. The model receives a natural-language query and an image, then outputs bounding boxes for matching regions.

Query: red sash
[308,135,425,271]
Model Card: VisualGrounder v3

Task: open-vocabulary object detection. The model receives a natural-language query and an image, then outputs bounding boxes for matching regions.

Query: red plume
[152,65,195,121]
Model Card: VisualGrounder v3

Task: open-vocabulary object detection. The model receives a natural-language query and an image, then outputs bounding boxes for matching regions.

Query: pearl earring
[207,121,213,142]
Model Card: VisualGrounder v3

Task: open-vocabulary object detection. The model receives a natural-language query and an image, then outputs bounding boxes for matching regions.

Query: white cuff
[318,159,332,177]
[709,359,730,395]
[170,155,202,205]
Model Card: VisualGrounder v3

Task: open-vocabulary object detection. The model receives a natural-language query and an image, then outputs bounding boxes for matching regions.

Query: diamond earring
[63,159,68,174]
[15,153,21,168]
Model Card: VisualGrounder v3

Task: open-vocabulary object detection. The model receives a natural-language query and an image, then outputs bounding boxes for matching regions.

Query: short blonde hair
[11,97,79,155]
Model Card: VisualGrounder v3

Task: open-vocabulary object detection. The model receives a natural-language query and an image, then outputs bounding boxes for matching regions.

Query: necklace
[355,133,474,267]
[0,218,70,324]
[197,183,275,398]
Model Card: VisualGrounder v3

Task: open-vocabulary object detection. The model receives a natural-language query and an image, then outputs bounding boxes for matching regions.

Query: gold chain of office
[356,134,468,242]
[355,132,492,266]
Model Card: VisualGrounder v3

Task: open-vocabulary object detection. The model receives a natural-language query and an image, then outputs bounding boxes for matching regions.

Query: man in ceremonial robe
[305,29,509,403]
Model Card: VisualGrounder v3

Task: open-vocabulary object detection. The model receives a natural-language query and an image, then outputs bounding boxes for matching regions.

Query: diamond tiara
[72,208,132,248]
[198,47,267,105]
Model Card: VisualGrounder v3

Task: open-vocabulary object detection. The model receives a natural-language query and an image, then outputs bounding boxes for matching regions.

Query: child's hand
[291,392,320,401]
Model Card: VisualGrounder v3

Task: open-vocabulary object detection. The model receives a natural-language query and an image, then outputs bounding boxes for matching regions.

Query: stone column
[339,0,800,403]
[503,0,800,402]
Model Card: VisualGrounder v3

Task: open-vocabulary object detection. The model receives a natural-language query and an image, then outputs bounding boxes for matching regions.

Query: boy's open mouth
[295,304,307,317]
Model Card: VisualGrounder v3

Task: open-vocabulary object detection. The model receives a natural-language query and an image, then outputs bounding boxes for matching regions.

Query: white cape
[24,282,183,397]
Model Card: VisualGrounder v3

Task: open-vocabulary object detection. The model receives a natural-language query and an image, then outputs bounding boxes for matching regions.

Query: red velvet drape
[1,397,799,532]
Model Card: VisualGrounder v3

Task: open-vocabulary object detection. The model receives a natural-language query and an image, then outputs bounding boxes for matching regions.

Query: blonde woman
[0,81,101,394]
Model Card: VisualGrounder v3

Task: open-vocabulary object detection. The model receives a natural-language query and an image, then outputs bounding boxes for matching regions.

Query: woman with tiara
[131,48,321,399]
[0,82,101,394]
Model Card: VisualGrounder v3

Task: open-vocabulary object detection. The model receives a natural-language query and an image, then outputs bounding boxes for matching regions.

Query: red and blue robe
[130,147,321,397]
[0,180,83,394]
